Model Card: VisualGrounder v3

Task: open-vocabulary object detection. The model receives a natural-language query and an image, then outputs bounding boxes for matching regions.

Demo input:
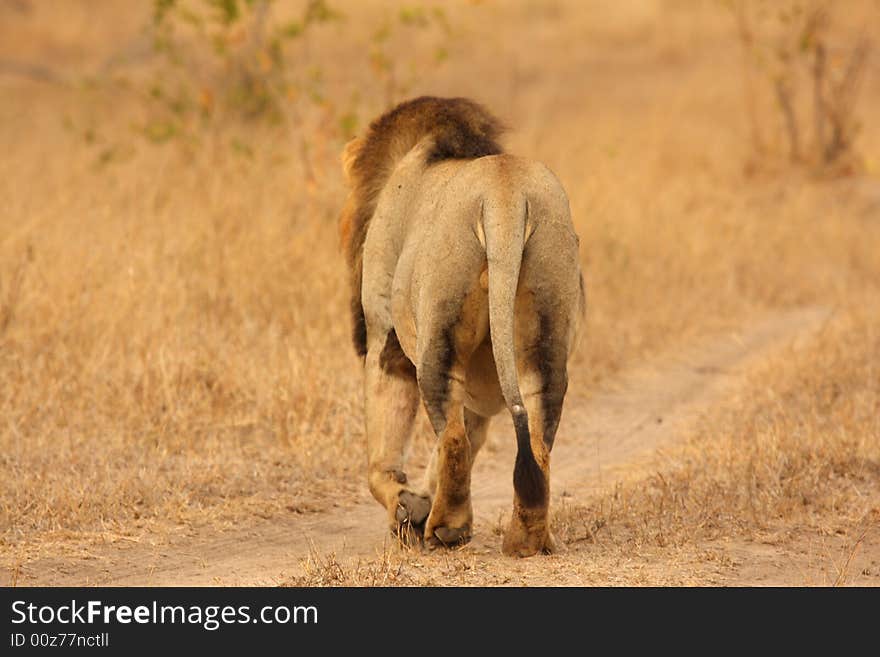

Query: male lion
[339,96,585,557]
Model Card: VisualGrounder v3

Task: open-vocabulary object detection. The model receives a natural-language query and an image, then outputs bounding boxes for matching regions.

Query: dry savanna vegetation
[1,0,879,586]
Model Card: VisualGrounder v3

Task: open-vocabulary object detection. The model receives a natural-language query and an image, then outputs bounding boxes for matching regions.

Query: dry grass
[2,0,880,579]
[553,309,880,569]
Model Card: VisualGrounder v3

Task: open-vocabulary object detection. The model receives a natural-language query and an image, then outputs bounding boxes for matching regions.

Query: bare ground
[11,305,874,587]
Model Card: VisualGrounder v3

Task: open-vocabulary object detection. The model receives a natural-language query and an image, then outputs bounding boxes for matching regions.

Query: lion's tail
[481,193,543,504]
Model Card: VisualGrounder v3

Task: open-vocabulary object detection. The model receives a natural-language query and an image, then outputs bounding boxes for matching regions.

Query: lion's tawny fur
[339,96,506,356]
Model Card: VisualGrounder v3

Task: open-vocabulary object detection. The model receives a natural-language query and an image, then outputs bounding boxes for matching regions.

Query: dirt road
[15,307,833,586]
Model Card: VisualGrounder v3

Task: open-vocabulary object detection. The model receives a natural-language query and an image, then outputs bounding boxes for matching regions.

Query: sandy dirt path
[16,307,830,586]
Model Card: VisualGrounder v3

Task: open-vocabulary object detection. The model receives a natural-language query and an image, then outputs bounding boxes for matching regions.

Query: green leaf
[399,7,428,27]
[143,120,178,143]
[280,20,304,39]
[338,112,358,140]
[206,0,240,25]
[231,138,254,158]
[304,0,343,25]
[179,8,204,28]
[432,6,451,33]
[372,23,391,43]
[154,0,177,25]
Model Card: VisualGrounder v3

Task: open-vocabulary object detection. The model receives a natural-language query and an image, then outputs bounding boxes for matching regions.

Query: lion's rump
[340,96,506,356]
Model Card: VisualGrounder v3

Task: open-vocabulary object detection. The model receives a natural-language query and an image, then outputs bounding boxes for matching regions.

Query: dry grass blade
[832,528,869,587]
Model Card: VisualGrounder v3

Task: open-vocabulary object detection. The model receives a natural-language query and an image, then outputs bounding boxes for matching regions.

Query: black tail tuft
[512,410,547,507]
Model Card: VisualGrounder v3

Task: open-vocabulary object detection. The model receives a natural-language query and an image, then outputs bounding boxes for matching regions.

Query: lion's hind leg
[418,326,486,549]
[502,222,578,557]
[420,378,473,548]
[501,383,563,557]
[421,408,490,500]
[365,329,431,545]
[415,268,490,548]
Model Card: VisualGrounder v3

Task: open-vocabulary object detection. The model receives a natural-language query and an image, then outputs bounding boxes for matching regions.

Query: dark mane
[340,96,506,356]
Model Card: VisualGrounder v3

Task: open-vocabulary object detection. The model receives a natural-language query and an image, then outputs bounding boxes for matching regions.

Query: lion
[338,96,585,557]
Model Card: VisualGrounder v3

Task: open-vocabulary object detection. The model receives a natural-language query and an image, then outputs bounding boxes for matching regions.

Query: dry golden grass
[2,0,879,580]
[552,308,880,575]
